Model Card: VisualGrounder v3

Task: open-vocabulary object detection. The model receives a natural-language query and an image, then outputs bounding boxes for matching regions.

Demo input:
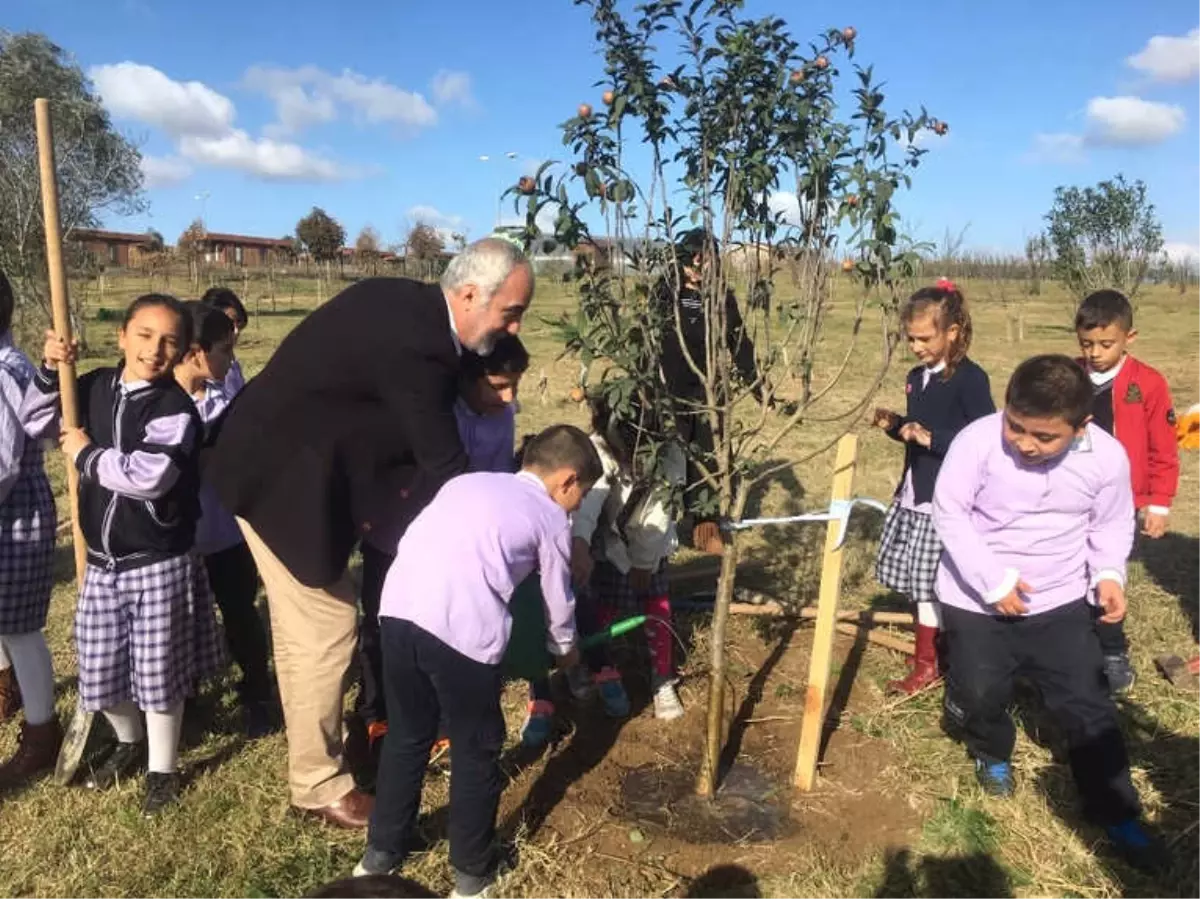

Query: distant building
[195,232,296,268]
[70,228,156,268]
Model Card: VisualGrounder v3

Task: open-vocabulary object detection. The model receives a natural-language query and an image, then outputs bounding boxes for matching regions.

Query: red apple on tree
[814,55,829,70]
[578,103,593,119]
[517,176,535,195]
[602,90,615,105]
[841,258,855,273]
[790,69,805,85]
[842,26,857,41]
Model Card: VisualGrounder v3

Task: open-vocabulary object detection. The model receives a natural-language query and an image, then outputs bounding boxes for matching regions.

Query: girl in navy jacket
[872,279,994,694]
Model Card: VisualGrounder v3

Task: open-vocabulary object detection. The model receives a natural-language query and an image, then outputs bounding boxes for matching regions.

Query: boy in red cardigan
[1075,289,1179,694]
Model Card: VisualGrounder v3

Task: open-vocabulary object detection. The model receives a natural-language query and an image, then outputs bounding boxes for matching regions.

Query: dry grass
[0,272,1194,898]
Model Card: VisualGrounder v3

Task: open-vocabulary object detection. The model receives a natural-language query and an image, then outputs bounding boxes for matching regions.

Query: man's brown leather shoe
[295,788,374,829]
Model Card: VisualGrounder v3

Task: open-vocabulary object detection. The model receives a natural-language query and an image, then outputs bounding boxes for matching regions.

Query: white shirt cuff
[1145,505,1170,516]
[1091,568,1124,588]
[983,567,1020,604]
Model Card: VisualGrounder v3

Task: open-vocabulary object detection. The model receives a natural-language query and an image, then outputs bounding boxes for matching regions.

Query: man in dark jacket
[206,238,533,828]
[654,229,761,544]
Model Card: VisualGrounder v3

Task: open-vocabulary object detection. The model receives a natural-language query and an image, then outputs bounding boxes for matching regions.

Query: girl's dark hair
[183,300,234,352]
[307,874,436,898]
[901,281,973,378]
[1005,354,1093,428]
[122,293,193,351]
[460,335,529,382]
[201,286,248,328]
[673,228,721,282]
[0,268,13,336]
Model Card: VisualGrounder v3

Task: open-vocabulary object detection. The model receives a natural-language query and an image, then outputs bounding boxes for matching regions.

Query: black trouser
[1092,610,1128,655]
[941,600,1140,826]
[357,543,391,726]
[204,542,272,704]
[369,619,504,877]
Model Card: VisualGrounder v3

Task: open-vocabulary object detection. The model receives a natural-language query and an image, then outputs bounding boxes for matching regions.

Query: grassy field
[0,271,1195,898]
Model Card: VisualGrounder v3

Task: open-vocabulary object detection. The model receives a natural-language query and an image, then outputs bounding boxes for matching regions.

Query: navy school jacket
[886,357,995,505]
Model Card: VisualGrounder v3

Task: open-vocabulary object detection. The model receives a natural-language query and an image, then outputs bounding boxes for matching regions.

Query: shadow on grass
[1033,699,1200,898]
[873,847,1013,898]
[687,863,761,897]
[1137,532,1200,640]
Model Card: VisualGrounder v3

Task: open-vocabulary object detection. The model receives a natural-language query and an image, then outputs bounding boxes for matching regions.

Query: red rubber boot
[887,624,942,695]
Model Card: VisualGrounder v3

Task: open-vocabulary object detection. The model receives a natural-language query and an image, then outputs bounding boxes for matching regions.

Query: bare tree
[0,31,144,339]
[354,225,382,276]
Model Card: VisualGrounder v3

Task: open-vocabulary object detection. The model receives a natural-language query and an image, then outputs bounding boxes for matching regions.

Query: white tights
[0,632,56,726]
[916,601,943,628]
[102,700,184,774]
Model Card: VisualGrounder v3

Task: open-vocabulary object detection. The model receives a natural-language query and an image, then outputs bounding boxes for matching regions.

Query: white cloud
[244,65,437,137]
[91,61,357,182]
[1127,28,1200,83]
[1162,240,1200,264]
[1024,132,1086,164]
[1084,95,1186,145]
[139,154,192,187]
[178,130,346,181]
[90,62,234,138]
[407,205,463,229]
[430,70,474,108]
[768,191,802,226]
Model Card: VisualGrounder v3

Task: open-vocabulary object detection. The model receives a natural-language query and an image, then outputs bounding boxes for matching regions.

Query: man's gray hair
[440,237,530,300]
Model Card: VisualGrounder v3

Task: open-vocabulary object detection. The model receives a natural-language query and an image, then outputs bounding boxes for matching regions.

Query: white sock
[102,700,146,744]
[917,601,942,628]
[1,632,55,726]
[145,702,184,774]
[0,639,10,670]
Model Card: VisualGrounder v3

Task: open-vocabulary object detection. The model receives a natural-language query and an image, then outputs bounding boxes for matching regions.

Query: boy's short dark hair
[0,268,13,336]
[183,300,234,352]
[521,423,604,485]
[1075,289,1133,333]
[1005,354,1093,428]
[461,335,529,382]
[201,286,248,328]
[306,874,435,898]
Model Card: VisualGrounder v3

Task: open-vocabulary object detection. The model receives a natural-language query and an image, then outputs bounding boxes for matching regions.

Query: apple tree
[508,0,940,796]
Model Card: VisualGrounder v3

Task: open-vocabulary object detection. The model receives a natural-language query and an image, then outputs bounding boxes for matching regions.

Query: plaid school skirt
[0,466,57,635]
[590,558,670,614]
[874,501,942,604]
[75,554,226,712]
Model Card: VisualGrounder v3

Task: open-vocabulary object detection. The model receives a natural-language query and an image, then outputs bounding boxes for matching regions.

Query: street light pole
[479,152,519,231]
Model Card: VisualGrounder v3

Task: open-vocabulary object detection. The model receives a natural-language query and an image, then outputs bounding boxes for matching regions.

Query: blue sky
[7,0,1199,258]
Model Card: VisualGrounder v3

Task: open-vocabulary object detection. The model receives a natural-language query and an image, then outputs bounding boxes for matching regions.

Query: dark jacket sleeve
[724,289,759,391]
[371,349,469,536]
[929,362,995,458]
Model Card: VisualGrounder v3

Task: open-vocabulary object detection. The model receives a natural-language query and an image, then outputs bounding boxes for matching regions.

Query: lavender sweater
[933,412,1134,616]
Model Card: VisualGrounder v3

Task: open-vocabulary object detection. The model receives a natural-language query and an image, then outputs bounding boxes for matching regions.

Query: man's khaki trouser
[237,518,358,809]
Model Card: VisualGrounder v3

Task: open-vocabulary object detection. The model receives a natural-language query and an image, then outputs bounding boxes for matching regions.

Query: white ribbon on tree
[721,497,889,549]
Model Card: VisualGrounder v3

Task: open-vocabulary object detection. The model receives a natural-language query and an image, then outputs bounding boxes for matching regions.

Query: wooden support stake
[834,622,915,655]
[793,433,857,791]
[35,98,86,587]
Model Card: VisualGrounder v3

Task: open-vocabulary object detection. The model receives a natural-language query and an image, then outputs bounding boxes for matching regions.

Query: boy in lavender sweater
[354,424,603,897]
[934,354,1157,867]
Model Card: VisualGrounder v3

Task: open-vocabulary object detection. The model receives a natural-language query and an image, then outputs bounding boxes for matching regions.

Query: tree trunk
[695,537,740,797]
[695,482,751,798]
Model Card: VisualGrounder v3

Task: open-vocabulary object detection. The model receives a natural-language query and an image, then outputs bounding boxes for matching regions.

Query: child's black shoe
[1105,818,1168,872]
[84,740,147,790]
[142,771,181,816]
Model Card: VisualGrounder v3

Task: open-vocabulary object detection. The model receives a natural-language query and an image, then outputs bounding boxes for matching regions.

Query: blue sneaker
[1105,818,1166,871]
[594,668,631,718]
[973,758,1014,797]
[519,700,554,748]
